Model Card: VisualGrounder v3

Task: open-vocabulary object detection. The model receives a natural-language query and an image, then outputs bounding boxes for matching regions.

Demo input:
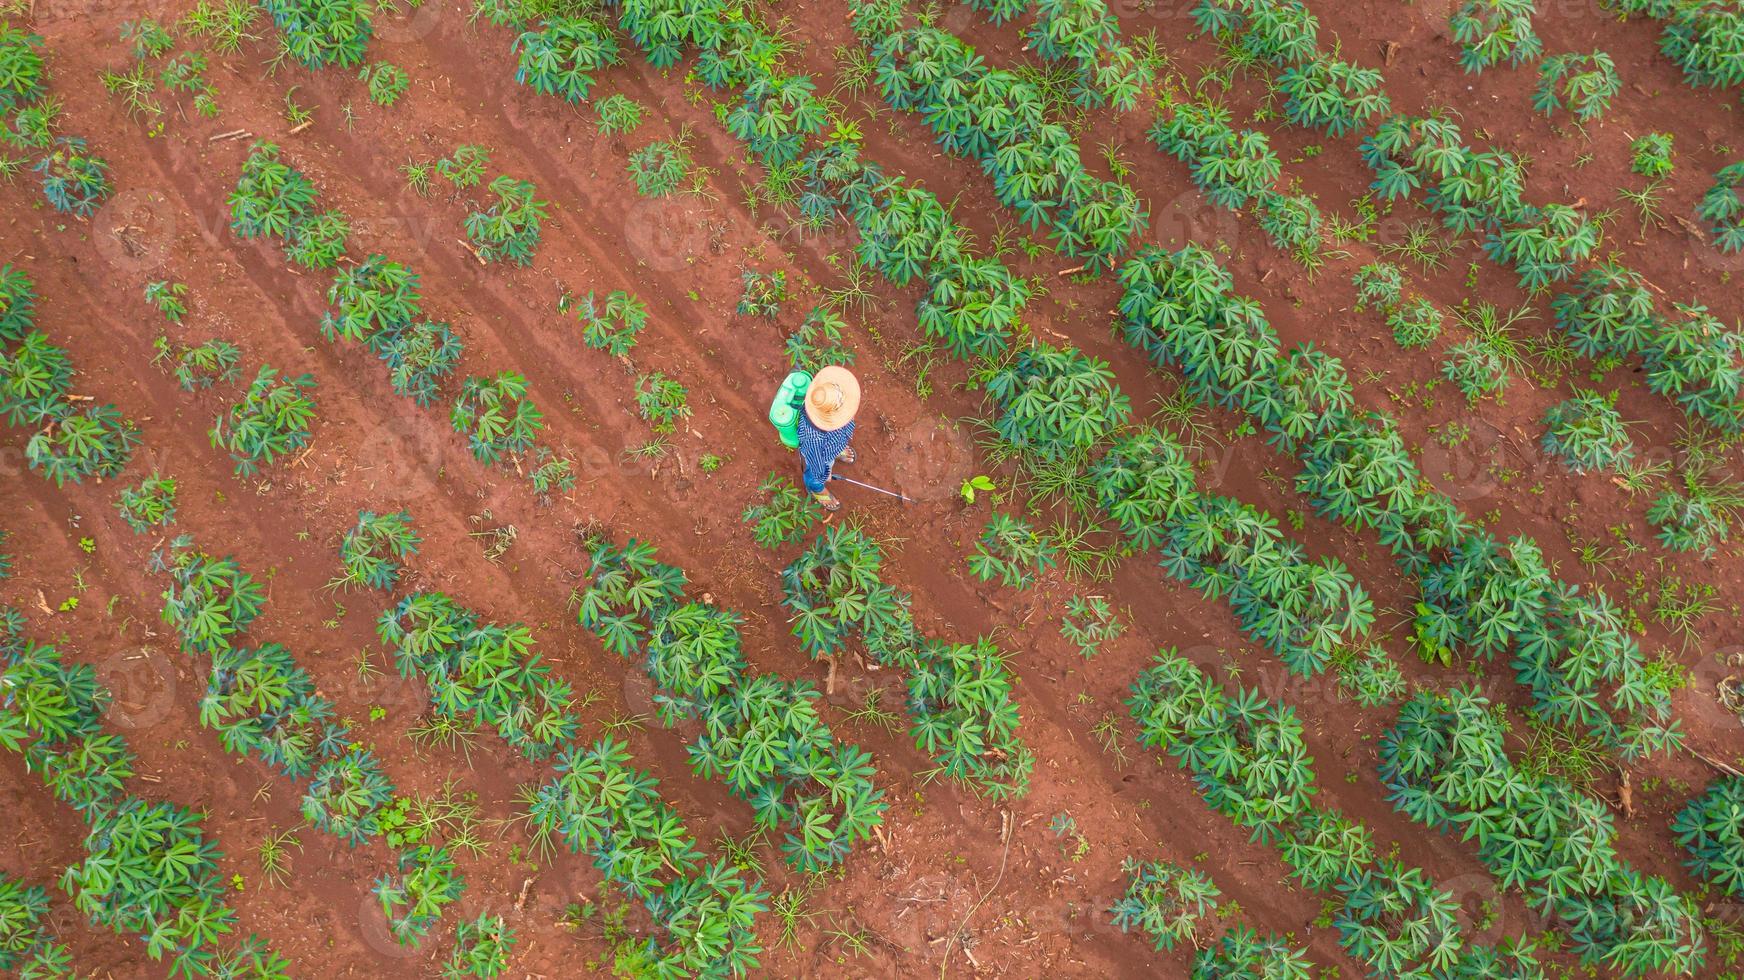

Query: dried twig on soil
[938,810,1012,978]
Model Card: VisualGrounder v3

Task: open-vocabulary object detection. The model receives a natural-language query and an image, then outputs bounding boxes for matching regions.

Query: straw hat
[804,366,860,431]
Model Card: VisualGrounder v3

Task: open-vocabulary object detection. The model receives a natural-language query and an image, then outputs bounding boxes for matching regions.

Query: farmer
[797,365,859,512]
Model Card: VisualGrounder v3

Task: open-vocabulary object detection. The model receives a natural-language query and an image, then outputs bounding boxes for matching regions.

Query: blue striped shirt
[797,414,855,492]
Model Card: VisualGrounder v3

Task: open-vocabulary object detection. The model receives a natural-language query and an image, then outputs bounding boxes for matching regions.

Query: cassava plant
[450,371,542,466]
[785,305,856,372]
[153,335,241,391]
[1697,161,1744,253]
[513,16,620,104]
[634,371,690,433]
[741,472,821,549]
[736,269,788,318]
[1672,775,1744,900]
[34,136,111,216]
[982,342,1130,462]
[437,144,489,188]
[1533,51,1621,122]
[358,61,409,106]
[967,513,1057,589]
[565,288,646,356]
[1060,594,1122,659]
[116,472,177,533]
[1631,132,1674,179]
[1541,389,1633,473]
[336,510,420,590]
[464,175,547,266]
[209,365,317,476]
[143,280,187,322]
[626,138,690,197]
[25,403,140,487]
[261,0,373,68]
[1108,858,1220,952]
[1450,0,1542,73]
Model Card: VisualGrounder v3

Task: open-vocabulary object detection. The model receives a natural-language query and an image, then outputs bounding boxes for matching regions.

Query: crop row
[155,537,471,948]
[0,872,76,975]
[375,570,767,976]
[777,524,1036,799]
[1380,686,1703,974]
[228,140,577,494]
[1610,1,1744,97]
[0,267,141,488]
[0,25,114,216]
[1128,649,1551,977]
[1,608,289,976]
[1117,243,1678,758]
[576,536,889,873]
[852,2,1148,272]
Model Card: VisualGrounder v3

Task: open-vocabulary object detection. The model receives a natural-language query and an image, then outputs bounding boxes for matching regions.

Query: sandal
[837,445,857,465]
[813,490,842,512]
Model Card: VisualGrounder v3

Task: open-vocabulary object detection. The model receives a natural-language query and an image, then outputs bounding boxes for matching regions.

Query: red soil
[1,0,1740,977]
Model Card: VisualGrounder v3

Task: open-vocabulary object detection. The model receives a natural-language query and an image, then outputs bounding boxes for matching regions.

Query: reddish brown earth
[2,0,1741,977]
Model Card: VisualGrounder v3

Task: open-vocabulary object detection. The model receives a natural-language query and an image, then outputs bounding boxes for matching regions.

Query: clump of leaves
[967,513,1057,589]
[303,749,394,845]
[512,16,619,103]
[564,288,646,356]
[1697,161,1744,254]
[153,336,242,391]
[35,136,111,216]
[465,175,547,266]
[143,280,187,322]
[785,305,855,372]
[209,364,318,476]
[595,93,643,134]
[1108,858,1220,952]
[634,371,690,433]
[0,23,46,114]
[737,269,788,318]
[0,264,35,342]
[1332,645,1405,707]
[527,447,575,502]
[322,255,420,345]
[983,342,1130,461]
[1388,297,1444,349]
[261,0,373,68]
[1542,389,1633,474]
[1351,262,1403,311]
[25,403,140,486]
[374,845,464,947]
[437,144,490,189]
[378,319,463,406]
[1060,595,1122,659]
[1648,460,1743,557]
[1449,0,1542,73]
[337,510,420,591]
[627,139,690,197]
[358,61,409,107]
[1672,775,1744,900]
[1533,51,1620,122]
[742,472,821,548]
[1442,340,1507,402]
[444,912,515,979]
[1630,133,1674,180]
[116,472,177,532]
[181,0,260,56]
[451,371,542,466]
